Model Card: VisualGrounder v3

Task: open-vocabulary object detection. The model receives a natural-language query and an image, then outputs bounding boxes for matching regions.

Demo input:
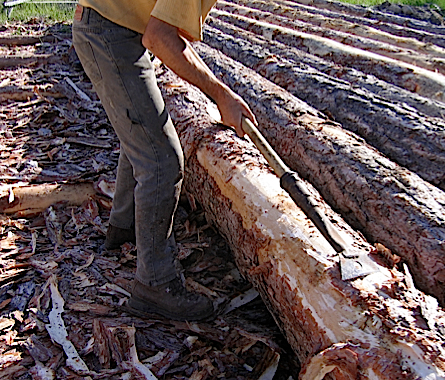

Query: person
[72,0,256,321]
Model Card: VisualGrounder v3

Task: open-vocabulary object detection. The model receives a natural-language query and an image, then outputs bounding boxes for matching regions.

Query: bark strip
[204,22,445,189]
[193,43,445,306]
[156,64,445,379]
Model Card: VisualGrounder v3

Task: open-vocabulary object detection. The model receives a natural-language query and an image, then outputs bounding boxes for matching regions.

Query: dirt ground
[0,20,300,380]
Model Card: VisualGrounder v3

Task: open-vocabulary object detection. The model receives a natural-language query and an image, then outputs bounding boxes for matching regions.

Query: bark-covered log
[207,17,445,120]
[288,0,445,35]
[0,54,57,69]
[265,0,445,49]
[204,22,445,189]
[156,64,445,379]
[224,0,445,58]
[193,42,445,306]
[215,1,445,75]
[0,35,60,46]
[210,9,445,102]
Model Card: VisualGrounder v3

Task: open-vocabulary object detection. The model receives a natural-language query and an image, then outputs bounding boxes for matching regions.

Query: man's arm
[142,16,256,137]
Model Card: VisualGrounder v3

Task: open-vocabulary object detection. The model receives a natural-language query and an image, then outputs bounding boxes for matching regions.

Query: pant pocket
[74,40,103,85]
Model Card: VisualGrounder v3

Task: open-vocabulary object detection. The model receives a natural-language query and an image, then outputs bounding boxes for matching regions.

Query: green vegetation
[0,3,75,23]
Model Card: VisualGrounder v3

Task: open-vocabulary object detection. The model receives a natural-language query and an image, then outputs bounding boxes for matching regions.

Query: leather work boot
[128,278,215,321]
[104,224,136,250]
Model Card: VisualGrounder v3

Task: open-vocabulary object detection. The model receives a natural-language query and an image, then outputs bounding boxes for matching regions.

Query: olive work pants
[73,6,183,286]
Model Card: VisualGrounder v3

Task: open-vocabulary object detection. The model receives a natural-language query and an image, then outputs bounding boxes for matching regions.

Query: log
[0,35,58,46]
[206,19,445,121]
[0,54,56,69]
[210,9,445,102]
[156,64,445,379]
[215,0,445,75]
[288,0,445,35]
[0,85,67,102]
[0,183,96,215]
[225,0,445,58]
[193,42,445,306]
[204,21,445,189]
[263,0,445,49]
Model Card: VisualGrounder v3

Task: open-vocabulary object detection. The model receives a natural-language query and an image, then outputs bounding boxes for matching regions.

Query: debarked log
[194,42,445,306]
[225,0,445,58]
[207,18,445,120]
[210,9,445,102]
[0,183,96,215]
[204,22,445,189]
[156,64,445,379]
[215,1,445,75]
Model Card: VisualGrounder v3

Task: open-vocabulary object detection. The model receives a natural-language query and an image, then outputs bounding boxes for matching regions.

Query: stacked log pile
[195,0,445,303]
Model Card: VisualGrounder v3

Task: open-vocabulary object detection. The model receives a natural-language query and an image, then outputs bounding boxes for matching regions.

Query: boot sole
[127,296,215,322]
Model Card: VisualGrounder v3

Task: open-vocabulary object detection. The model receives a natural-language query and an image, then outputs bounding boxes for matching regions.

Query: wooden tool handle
[242,116,289,178]
[242,117,347,254]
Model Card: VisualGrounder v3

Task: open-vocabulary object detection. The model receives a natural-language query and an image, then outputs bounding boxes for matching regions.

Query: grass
[0,3,76,24]
[0,0,443,24]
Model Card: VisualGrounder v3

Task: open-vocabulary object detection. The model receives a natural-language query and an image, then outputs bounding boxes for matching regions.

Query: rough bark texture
[209,9,445,102]
[156,64,445,380]
[289,0,445,35]
[207,19,445,121]
[203,22,445,190]
[215,0,445,75]
[193,42,445,307]
[266,0,445,48]
[225,0,445,58]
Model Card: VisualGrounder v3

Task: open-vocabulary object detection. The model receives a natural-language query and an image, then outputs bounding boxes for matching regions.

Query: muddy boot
[104,224,136,250]
[128,278,215,321]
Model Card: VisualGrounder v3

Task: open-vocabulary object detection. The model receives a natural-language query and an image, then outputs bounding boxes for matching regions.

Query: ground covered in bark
[0,20,300,380]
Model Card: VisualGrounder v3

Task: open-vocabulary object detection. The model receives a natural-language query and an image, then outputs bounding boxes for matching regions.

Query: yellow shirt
[79,0,217,41]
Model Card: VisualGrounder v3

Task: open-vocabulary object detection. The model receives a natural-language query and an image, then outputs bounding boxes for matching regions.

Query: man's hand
[142,16,257,137]
[214,86,256,137]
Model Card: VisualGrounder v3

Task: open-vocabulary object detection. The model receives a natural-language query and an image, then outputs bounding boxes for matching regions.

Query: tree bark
[208,19,445,121]
[262,0,445,49]
[206,17,445,120]
[0,35,60,46]
[215,1,445,75]
[203,22,445,190]
[0,85,67,101]
[156,64,445,379]
[0,54,57,69]
[288,0,445,36]
[223,0,445,58]
[209,9,445,102]
[193,42,445,307]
